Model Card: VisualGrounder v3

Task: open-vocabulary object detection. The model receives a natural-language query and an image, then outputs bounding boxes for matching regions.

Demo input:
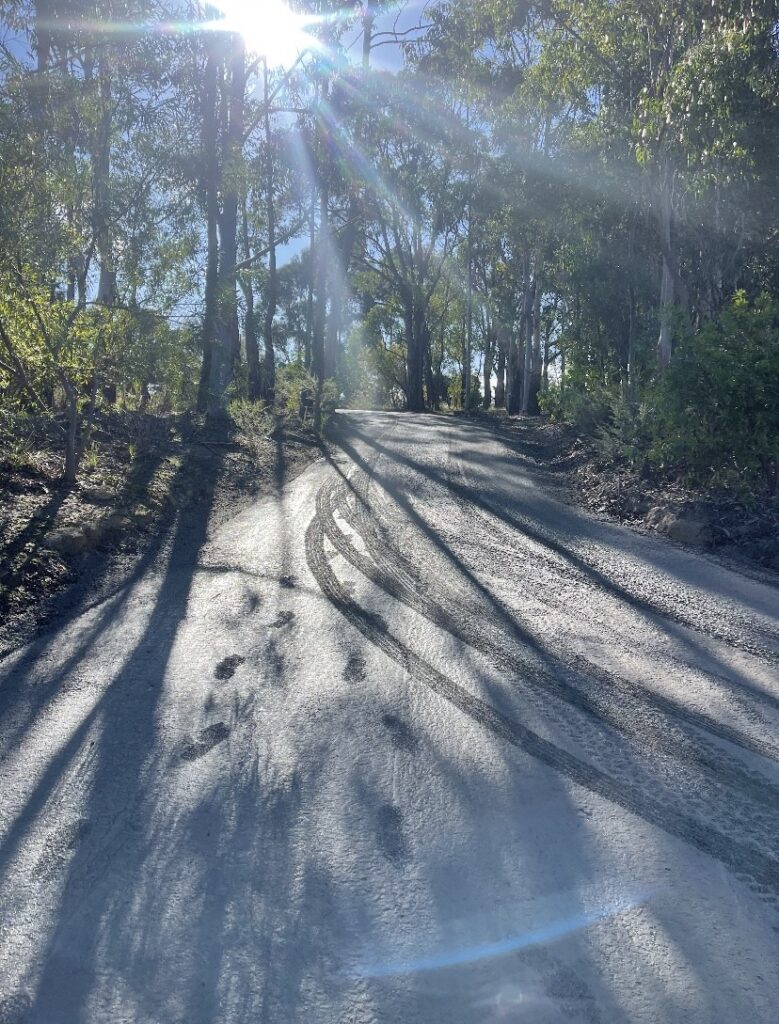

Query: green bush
[447,375,481,411]
[228,398,273,449]
[538,382,564,420]
[275,364,338,426]
[651,293,779,492]
[541,380,613,433]
[594,395,654,471]
[275,363,315,417]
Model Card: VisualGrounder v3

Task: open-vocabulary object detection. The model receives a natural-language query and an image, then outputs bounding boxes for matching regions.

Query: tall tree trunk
[324,266,341,381]
[261,58,277,403]
[465,198,473,411]
[241,202,261,400]
[312,76,330,431]
[495,340,506,409]
[529,265,543,414]
[33,1,51,246]
[407,290,426,412]
[198,37,221,413]
[520,255,536,415]
[95,55,116,306]
[656,170,674,370]
[402,302,414,408]
[482,325,494,409]
[322,13,373,384]
[305,191,315,370]
[626,282,637,388]
[506,316,523,417]
[424,344,436,410]
[312,188,328,380]
[209,35,245,416]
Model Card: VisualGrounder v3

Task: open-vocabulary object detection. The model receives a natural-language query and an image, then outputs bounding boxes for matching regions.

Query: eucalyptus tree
[521,0,779,367]
[357,73,469,411]
[0,0,196,477]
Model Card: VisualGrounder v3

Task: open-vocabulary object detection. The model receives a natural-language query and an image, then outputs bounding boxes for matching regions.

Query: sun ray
[210,0,324,67]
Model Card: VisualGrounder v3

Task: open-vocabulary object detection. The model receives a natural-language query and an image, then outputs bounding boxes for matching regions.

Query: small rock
[95,513,133,547]
[646,506,666,527]
[85,485,115,503]
[661,515,713,547]
[42,527,90,555]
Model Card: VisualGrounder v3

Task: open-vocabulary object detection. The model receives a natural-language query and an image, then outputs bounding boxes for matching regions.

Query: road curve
[1,411,777,1024]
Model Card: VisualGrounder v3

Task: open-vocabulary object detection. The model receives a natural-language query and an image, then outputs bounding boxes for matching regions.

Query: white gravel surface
[1,411,777,1024]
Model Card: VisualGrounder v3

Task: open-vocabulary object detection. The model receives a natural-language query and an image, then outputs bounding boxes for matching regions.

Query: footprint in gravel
[343,653,366,683]
[32,818,92,881]
[215,654,245,681]
[266,638,285,684]
[180,722,231,762]
[246,591,263,613]
[0,992,32,1024]
[382,714,419,753]
[376,804,409,865]
[270,610,295,628]
[278,575,297,589]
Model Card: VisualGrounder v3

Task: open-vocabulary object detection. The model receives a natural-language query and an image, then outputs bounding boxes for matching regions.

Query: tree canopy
[0,0,776,488]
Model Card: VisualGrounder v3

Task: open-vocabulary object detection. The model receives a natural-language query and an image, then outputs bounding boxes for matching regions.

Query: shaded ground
[472,411,779,574]
[0,410,322,657]
[0,411,776,1024]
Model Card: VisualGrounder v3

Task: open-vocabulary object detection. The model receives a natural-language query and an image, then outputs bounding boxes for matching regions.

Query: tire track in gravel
[344,421,779,664]
[305,486,779,897]
[339,465,779,773]
[447,439,779,669]
[324,476,779,855]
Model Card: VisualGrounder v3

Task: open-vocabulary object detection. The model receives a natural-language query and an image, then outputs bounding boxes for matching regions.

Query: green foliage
[537,383,563,421]
[651,294,779,491]
[552,295,779,494]
[593,397,655,471]
[275,364,338,426]
[0,408,38,471]
[538,380,614,434]
[228,397,273,437]
[276,363,317,417]
[340,325,408,410]
[447,374,482,411]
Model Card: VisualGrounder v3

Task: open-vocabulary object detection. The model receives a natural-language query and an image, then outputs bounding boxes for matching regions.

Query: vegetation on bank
[542,294,779,497]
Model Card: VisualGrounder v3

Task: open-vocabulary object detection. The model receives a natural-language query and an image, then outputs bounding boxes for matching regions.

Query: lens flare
[349,889,653,979]
[210,0,320,66]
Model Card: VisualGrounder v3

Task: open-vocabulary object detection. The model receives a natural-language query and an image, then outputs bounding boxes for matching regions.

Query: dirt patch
[0,411,323,658]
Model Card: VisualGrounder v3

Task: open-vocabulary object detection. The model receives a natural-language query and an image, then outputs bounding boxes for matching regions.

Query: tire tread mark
[305,493,779,896]
[329,475,779,809]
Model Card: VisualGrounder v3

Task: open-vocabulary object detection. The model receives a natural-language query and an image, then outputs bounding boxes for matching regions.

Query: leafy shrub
[447,375,481,411]
[594,395,654,471]
[275,363,315,417]
[541,381,613,433]
[228,398,273,450]
[651,293,779,492]
[538,382,563,420]
[275,364,338,426]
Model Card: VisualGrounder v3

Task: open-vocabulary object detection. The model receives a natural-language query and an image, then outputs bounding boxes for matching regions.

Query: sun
[211,0,318,67]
